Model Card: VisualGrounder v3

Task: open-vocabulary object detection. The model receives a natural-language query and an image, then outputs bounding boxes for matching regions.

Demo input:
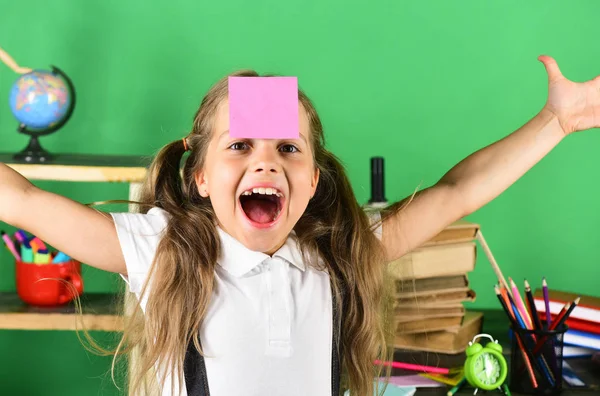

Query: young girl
[0,55,598,396]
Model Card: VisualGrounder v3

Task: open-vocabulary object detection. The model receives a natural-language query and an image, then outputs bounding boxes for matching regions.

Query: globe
[8,66,76,163]
[9,69,72,130]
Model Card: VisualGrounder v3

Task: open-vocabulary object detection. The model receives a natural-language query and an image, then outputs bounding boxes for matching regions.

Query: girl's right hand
[0,163,127,275]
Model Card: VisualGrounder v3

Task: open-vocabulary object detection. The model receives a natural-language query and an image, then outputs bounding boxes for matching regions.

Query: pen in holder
[510,324,567,395]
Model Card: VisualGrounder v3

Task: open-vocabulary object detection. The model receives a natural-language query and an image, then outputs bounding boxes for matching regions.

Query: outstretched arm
[0,46,32,74]
[0,163,126,274]
[381,56,600,261]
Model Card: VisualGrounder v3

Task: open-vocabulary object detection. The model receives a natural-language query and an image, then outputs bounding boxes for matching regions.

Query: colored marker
[30,237,47,253]
[34,248,50,264]
[20,240,33,263]
[1,231,21,261]
[13,230,28,244]
[52,251,71,264]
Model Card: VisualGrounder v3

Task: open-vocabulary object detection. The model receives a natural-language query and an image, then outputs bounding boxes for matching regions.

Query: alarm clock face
[473,351,502,385]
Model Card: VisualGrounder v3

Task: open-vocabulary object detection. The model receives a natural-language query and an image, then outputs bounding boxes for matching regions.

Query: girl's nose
[252,159,281,174]
[251,146,281,174]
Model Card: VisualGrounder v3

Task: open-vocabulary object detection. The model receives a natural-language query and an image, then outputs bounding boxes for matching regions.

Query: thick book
[533,289,600,323]
[395,309,465,324]
[564,329,600,351]
[393,311,484,353]
[421,220,479,247]
[563,345,597,358]
[395,274,469,296]
[394,304,465,320]
[396,314,465,334]
[387,242,477,280]
[395,289,476,308]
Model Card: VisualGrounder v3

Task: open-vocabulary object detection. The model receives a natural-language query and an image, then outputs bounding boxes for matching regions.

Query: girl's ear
[195,171,210,197]
[310,167,320,198]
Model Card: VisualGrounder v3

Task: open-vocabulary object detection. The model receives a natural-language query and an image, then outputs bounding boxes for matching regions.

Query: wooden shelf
[0,152,150,183]
[0,292,123,331]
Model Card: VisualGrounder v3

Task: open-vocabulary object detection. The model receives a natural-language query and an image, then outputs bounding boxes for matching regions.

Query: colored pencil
[524,279,543,330]
[499,285,514,318]
[551,302,571,330]
[532,297,580,355]
[447,377,466,396]
[495,285,538,388]
[510,277,533,330]
[504,286,555,387]
[552,297,580,330]
[542,277,551,329]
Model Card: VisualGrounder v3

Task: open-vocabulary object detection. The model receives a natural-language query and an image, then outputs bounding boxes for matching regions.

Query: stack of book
[386,220,484,364]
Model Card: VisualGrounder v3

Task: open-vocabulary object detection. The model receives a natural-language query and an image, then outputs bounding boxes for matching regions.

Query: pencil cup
[15,259,84,306]
[509,325,567,395]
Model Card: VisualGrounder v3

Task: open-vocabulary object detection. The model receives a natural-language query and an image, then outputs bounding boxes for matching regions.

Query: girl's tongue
[240,194,280,224]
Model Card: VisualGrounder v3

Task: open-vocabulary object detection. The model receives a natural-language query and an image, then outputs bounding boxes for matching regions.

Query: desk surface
[415,310,600,395]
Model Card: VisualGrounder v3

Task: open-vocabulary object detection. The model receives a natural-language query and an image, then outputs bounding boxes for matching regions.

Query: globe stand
[12,65,76,164]
[13,127,54,163]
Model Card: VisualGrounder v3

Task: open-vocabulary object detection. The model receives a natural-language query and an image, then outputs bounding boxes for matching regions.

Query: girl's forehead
[212,100,311,141]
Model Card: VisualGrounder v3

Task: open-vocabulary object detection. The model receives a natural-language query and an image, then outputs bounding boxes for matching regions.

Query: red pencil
[551,297,580,331]
[532,297,580,355]
[551,302,571,330]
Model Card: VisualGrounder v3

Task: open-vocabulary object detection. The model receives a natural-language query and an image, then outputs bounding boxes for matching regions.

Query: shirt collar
[216,227,306,277]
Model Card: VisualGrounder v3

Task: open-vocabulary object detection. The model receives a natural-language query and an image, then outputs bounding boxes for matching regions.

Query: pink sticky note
[228,76,299,139]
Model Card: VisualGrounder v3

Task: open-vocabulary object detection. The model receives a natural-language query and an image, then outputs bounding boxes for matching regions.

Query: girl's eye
[280,144,299,153]
[229,142,249,150]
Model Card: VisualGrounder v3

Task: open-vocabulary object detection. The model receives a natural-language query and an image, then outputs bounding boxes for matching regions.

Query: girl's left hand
[538,55,600,135]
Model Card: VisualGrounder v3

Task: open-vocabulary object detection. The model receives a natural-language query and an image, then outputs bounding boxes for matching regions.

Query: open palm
[539,55,600,134]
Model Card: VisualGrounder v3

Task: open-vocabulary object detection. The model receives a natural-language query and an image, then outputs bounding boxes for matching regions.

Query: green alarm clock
[464,333,508,392]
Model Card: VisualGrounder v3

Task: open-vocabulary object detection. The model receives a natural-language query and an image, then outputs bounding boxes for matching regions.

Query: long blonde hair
[113,70,395,395]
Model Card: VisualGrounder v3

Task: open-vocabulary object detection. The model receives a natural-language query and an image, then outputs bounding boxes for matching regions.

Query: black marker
[366,156,388,208]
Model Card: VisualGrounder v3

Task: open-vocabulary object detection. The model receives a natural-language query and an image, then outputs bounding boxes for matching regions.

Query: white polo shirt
[111,207,347,396]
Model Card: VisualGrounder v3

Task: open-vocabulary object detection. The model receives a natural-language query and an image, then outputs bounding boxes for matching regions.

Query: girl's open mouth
[239,187,284,227]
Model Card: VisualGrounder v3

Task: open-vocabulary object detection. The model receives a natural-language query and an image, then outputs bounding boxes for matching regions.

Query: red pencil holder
[15,259,84,306]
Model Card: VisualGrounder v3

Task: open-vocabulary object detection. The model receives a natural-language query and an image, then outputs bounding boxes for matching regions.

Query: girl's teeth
[243,187,283,197]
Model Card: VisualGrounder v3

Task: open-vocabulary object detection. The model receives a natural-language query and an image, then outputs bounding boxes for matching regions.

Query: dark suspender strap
[331,285,346,396]
[183,337,210,396]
